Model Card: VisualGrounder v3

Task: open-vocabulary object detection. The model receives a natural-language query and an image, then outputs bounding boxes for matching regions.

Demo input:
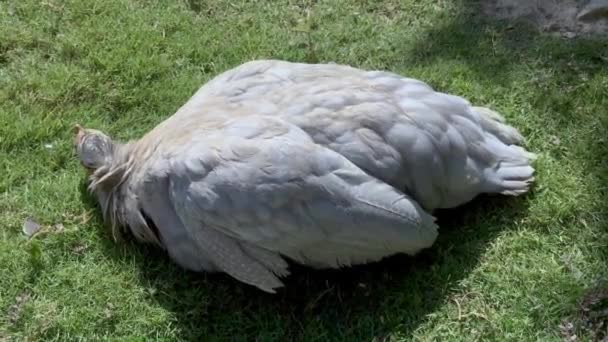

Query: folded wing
[140,116,438,292]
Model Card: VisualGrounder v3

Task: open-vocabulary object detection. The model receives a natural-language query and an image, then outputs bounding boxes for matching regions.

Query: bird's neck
[88,141,134,191]
[87,141,137,240]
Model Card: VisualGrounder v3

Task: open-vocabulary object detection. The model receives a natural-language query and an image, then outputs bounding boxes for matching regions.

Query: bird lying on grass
[73,59,536,293]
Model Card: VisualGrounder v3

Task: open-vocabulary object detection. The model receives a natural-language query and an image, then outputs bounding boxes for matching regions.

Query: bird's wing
[142,116,438,292]
[177,60,534,210]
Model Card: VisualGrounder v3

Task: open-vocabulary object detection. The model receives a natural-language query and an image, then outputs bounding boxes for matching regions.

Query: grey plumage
[73,60,535,292]
[169,60,536,210]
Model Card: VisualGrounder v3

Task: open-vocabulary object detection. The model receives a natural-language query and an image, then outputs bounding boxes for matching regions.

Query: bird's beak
[72,124,95,175]
[72,124,85,147]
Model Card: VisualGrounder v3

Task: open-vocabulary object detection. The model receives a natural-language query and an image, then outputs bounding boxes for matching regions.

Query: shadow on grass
[80,1,608,340]
[80,178,532,340]
[77,161,536,336]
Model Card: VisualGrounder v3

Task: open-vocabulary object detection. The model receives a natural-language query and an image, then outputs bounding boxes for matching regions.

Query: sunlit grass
[1,0,607,340]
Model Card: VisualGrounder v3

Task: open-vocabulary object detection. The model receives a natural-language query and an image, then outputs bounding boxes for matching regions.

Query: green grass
[1,0,607,340]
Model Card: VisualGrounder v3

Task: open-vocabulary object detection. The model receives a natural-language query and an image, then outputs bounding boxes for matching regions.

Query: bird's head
[72,124,139,242]
[73,124,115,174]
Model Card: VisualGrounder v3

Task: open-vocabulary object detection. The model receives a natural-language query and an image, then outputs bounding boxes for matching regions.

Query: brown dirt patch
[560,284,608,341]
[482,0,608,37]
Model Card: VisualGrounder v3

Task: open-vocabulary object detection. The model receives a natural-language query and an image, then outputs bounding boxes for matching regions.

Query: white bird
[168,60,536,210]
[73,60,535,292]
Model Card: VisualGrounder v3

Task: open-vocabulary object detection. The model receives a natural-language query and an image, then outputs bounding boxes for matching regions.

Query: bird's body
[74,60,535,292]
[169,60,535,210]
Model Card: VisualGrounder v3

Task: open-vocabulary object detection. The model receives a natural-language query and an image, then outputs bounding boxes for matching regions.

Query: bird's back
[165,60,535,210]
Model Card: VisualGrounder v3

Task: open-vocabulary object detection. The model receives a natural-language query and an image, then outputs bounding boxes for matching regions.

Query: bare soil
[482,0,608,36]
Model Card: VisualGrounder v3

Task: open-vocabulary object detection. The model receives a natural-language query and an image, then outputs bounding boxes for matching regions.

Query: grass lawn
[1,0,607,340]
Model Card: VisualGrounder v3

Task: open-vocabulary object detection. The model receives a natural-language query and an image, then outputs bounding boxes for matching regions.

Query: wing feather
[145,116,437,291]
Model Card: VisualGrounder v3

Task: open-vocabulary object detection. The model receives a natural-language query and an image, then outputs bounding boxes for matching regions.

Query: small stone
[561,31,577,39]
[22,218,41,237]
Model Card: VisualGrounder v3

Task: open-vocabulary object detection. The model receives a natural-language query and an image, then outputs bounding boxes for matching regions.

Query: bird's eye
[79,159,96,172]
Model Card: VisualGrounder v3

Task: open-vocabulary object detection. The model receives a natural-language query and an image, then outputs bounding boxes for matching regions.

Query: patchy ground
[560,284,608,341]
[483,0,608,37]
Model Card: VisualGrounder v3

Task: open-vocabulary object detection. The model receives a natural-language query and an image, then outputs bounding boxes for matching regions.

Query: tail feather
[472,106,537,197]
[510,145,538,161]
[473,106,524,145]
[496,164,534,180]
[485,146,536,196]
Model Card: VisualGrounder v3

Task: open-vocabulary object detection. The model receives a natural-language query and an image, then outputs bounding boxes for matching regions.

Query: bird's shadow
[80,178,533,340]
